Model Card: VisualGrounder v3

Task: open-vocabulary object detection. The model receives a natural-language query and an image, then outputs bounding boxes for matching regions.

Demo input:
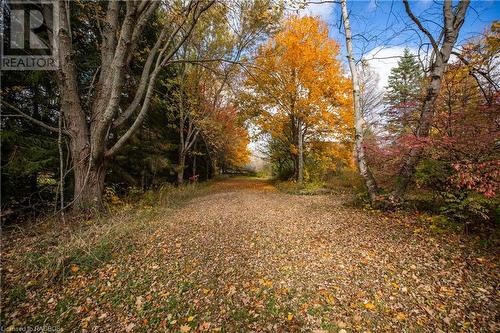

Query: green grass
[8,285,27,303]
[274,180,329,195]
[3,182,211,288]
[1,181,212,331]
[273,169,365,196]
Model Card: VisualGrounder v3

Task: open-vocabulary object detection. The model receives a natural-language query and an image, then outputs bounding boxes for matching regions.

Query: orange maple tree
[242,16,353,182]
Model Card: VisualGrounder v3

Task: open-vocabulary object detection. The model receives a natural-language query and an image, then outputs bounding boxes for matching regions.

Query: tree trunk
[177,152,186,185]
[211,159,219,176]
[56,0,104,210]
[72,158,106,210]
[340,0,379,202]
[141,166,146,191]
[57,111,65,222]
[292,154,299,180]
[192,154,197,177]
[192,141,198,176]
[392,0,470,201]
[45,1,214,212]
[297,121,304,185]
[60,87,108,210]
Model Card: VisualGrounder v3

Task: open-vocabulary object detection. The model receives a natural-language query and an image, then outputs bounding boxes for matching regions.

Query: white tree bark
[340,0,379,201]
[392,0,470,200]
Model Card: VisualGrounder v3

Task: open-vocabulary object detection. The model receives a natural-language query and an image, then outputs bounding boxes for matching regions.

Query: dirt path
[2,178,499,332]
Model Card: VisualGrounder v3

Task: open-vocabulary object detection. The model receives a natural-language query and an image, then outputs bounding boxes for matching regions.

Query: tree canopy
[242,16,353,182]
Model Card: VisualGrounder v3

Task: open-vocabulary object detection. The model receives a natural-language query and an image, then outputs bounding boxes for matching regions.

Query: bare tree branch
[403,0,440,56]
[451,51,499,91]
[1,101,70,135]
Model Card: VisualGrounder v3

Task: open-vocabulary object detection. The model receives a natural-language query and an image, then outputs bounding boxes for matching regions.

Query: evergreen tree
[384,48,423,135]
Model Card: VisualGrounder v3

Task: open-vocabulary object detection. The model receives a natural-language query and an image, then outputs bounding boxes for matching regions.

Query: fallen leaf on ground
[199,322,211,331]
[396,312,407,321]
[180,324,191,332]
[125,323,135,332]
[364,302,376,310]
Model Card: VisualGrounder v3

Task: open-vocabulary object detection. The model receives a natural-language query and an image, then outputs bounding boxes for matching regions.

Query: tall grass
[2,182,210,285]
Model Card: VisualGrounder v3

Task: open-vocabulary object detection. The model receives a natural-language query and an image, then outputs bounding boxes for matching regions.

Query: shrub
[414,159,452,192]
[439,191,499,227]
[324,168,364,192]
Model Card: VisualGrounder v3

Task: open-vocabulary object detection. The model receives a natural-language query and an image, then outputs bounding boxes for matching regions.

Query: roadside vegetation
[1,0,498,331]
[2,178,498,332]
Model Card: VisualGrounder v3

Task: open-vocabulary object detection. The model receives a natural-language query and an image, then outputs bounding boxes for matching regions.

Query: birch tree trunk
[176,66,200,185]
[340,0,380,202]
[177,152,186,185]
[392,0,470,201]
[192,142,198,176]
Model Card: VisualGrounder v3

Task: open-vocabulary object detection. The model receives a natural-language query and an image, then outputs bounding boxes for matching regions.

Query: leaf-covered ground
[2,178,499,332]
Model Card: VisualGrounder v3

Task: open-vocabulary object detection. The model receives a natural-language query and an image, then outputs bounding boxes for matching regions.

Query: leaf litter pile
[2,178,499,332]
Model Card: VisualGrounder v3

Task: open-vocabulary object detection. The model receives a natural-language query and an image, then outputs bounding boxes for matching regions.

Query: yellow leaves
[322,251,333,259]
[227,285,237,296]
[250,286,261,294]
[364,302,376,310]
[318,289,336,305]
[244,16,353,162]
[395,312,407,321]
[287,313,294,321]
[70,264,80,273]
[180,324,191,332]
[439,286,456,296]
[413,227,423,234]
[105,187,122,205]
[199,322,211,331]
[259,278,273,288]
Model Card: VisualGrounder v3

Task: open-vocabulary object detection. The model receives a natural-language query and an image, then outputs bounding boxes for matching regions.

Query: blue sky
[301,0,499,88]
[250,1,498,157]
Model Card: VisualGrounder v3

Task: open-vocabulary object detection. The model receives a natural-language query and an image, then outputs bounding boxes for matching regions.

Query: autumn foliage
[364,24,499,224]
[242,16,353,181]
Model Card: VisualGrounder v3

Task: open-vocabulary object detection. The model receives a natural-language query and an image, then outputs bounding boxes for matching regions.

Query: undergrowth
[273,169,499,238]
[1,182,211,287]
[274,169,365,196]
